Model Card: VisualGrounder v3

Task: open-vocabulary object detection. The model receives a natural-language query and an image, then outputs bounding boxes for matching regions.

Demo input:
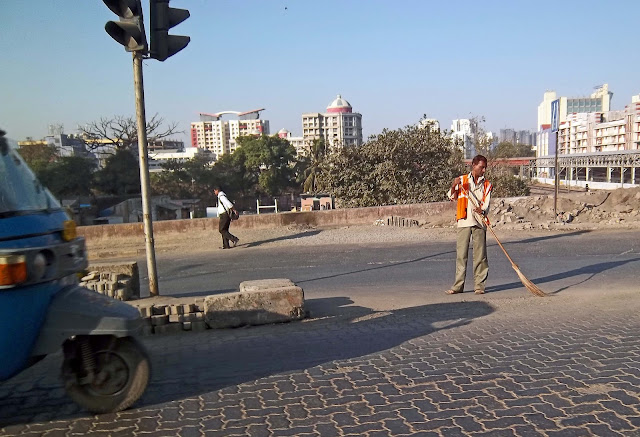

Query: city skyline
[1,0,639,144]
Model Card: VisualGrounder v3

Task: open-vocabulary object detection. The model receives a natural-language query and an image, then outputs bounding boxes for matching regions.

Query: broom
[462,185,547,297]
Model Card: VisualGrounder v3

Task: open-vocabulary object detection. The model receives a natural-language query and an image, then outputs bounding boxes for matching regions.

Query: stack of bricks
[80,271,135,301]
[387,216,420,228]
[137,302,209,336]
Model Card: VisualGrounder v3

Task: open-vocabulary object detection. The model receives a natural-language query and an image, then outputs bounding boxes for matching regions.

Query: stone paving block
[88,261,140,299]
[151,315,169,326]
[170,305,184,315]
[204,285,305,329]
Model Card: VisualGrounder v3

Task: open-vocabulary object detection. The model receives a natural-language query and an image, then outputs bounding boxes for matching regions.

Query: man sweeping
[446,154,493,295]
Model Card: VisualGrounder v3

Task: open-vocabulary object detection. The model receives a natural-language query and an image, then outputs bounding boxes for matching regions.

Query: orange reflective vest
[455,174,492,220]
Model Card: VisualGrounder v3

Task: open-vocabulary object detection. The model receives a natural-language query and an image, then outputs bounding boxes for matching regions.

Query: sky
[1,0,639,145]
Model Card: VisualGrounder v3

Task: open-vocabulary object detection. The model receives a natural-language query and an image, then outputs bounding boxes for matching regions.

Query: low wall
[78,201,455,242]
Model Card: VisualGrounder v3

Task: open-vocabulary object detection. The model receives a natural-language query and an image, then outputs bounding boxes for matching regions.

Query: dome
[326,94,352,113]
[277,128,290,138]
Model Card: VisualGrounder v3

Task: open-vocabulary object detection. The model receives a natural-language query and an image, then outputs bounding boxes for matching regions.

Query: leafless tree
[77,114,181,155]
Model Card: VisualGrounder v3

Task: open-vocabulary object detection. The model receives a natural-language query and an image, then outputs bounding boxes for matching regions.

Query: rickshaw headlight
[62,220,77,242]
[0,255,28,286]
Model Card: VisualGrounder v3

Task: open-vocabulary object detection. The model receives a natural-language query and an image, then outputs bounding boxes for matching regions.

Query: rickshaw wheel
[62,336,150,413]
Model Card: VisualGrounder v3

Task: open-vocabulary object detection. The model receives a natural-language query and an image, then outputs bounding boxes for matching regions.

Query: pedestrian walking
[214,187,239,249]
[445,154,492,295]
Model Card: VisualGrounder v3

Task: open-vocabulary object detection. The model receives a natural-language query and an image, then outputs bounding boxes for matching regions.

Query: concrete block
[168,314,181,323]
[239,278,294,293]
[154,323,183,335]
[151,315,169,326]
[182,321,192,331]
[181,303,195,314]
[138,307,152,318]
[204,285,305,329]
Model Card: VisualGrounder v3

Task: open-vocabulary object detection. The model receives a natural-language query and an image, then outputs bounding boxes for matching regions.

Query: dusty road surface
[2,219,640,435]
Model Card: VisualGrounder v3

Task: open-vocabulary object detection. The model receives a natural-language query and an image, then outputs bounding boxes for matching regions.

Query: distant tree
[316,124,463,207]
[78,114,181,155]
[38,157,96,198]
[150,155,217,199]
[491,141,535,158]
[236,135,297,196]
[469,115,493,156]
[299,138,327,193]
[211,150,255,200]
[93,149,140,195]
[17,143,58,174]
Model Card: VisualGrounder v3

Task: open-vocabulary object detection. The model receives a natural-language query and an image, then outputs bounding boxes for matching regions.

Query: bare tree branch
[77,114,183,155]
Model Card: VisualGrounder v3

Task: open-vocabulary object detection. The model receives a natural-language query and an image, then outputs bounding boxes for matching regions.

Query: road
[1,229,639,436]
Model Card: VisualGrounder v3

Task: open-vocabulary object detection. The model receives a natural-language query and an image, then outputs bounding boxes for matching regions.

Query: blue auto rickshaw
[0,129,150,413]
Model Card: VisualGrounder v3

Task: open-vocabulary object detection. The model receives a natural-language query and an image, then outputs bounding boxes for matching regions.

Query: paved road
[1,229,639,436]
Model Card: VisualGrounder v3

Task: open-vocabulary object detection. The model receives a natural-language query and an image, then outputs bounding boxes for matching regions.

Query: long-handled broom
[463,186,547,297]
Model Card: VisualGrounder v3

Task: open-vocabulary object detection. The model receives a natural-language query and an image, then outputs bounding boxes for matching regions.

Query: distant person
[214,187,239,249]
[445,155,493,295]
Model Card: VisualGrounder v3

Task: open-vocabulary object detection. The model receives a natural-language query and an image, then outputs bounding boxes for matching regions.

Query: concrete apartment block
[204,279,305,329]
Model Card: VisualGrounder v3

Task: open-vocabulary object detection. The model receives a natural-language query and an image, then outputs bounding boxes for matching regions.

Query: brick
[151,315,169,326]
[170,305,184,315]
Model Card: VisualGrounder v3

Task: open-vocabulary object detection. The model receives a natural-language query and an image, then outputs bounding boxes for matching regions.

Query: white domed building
[301,94,363,153]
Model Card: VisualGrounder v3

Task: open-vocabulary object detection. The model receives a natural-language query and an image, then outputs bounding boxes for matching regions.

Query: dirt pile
[490,187,640,230]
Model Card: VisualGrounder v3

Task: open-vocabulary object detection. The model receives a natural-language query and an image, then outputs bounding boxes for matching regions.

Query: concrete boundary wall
[78,201,455,242]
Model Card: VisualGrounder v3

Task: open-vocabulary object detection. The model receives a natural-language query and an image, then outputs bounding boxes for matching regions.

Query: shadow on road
[295,230,592,286]
[244,230,322,248]
[0,298,494,426]
[486,257,640,294]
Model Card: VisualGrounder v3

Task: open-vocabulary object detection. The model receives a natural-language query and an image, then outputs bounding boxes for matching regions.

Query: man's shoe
[232,238,239,247]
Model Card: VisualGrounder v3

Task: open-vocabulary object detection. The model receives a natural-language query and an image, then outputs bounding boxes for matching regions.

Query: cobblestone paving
[1,291,640,436]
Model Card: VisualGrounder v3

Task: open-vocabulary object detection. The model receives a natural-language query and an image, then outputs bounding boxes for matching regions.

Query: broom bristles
[514,267,547,297]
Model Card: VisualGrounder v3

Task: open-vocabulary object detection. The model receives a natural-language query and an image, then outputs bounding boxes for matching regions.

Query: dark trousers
[218,212,237,248]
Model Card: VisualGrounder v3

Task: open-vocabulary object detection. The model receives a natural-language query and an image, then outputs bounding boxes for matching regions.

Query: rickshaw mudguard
[31,285,144,356]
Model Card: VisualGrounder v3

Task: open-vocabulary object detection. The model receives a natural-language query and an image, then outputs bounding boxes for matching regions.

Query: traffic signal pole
[132,52,159,297]
[103,0,191,297]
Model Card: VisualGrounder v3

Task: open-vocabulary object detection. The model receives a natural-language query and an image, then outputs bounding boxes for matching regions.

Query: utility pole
[551,99,560,217]
[132,52,159,296]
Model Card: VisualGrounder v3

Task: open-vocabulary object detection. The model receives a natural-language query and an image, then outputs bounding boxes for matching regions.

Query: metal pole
[554,130,559,217]
[133,52,159,296]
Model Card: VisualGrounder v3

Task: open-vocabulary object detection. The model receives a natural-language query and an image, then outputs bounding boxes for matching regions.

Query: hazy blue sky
[1,0,639,144]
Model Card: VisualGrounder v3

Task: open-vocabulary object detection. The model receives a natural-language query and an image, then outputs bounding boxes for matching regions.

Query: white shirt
[447,173,491,229]
[216,191,234,215]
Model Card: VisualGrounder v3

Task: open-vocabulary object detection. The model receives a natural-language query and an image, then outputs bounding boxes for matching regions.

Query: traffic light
[149,0,190,61]
[104,0,148,53]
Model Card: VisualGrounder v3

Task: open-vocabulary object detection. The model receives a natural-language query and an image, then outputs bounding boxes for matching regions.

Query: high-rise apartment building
[301,95,363,152]
[190,109,269,159]
[537,84,613,130]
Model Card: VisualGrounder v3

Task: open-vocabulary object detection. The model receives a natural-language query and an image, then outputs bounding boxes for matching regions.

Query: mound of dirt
[490,187,640,230]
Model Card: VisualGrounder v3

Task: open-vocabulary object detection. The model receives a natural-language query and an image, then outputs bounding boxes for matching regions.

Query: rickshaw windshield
[0,145,60,217]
